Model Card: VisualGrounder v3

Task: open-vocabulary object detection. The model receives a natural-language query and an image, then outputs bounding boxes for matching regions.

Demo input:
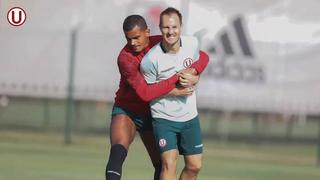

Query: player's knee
[111,140,130,149]
[185,161,202,174]
[110,128,134,149]
[162,158,177,172]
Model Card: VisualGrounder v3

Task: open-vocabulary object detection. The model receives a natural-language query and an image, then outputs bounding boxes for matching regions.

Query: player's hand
[178,68,197,75]
[168,86,195,97]
[177,72,200,87]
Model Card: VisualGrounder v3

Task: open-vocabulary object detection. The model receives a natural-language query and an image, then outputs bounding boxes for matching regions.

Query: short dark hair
[123,15,148,32]
[159,7,182,26]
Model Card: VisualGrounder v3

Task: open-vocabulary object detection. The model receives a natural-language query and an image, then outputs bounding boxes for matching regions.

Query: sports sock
[153,163,162,180]
[105,144,127,180]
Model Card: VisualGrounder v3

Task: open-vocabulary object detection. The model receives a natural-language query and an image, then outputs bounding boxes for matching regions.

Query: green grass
[0,130,320,180]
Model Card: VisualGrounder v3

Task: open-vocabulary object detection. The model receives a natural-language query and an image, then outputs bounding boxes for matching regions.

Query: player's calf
[153,162,162,180]
[105,144,127,180]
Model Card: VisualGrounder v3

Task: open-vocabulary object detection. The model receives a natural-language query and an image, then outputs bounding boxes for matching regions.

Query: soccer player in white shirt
[141,7,207,180]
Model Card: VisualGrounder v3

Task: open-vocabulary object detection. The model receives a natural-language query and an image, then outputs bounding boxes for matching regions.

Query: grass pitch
[0,130,319,180]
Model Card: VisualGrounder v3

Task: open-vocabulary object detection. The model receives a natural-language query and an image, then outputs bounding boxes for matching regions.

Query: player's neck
[162,39,180,54]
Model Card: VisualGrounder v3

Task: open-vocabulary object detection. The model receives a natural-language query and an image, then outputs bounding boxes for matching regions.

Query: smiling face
[159,13,182,49]
[125,25,150,53]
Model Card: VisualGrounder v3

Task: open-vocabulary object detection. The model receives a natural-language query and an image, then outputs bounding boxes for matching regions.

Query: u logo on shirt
[183,58,193,68]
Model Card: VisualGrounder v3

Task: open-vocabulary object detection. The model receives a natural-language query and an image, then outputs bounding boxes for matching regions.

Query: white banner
[0,0,319,114]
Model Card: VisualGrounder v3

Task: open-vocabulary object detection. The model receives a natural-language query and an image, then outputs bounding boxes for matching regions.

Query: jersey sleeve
[190,50,209,74]
[118,53,178,102]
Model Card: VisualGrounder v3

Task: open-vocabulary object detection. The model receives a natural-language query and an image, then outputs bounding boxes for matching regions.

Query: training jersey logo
[159,138,167,147]
[183,58,193,68]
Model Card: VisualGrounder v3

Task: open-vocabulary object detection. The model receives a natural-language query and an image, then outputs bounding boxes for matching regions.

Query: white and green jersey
[140,36,200,122]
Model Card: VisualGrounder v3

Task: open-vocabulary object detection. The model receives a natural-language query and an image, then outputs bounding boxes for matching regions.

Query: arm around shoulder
[118,53,178,102]
[190,50,209,74]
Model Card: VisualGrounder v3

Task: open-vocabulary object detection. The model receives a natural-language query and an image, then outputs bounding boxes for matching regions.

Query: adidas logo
[195,144,203,148]
[196,15,265,83]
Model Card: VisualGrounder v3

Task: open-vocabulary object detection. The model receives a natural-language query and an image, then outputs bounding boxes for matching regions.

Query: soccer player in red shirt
[105,15,209,180]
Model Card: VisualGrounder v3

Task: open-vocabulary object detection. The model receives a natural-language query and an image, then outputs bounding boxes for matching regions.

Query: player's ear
[145,28,150,36]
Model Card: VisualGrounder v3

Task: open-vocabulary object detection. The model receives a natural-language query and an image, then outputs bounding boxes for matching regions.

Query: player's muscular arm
[166,86,195,97]
[190,50,209,74]
[118,54,179,102]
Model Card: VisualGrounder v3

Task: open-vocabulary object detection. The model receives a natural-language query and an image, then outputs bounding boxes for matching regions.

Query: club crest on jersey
[159,138,167,147]
[183,58,193,68]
